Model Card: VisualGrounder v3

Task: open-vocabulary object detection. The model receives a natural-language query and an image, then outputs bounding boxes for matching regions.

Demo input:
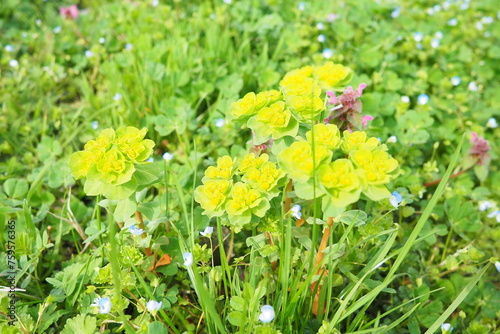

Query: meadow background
[0,0,499,333]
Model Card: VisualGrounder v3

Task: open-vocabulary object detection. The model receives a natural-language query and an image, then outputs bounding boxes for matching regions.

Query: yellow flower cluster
[229,90,282,121]
[194,153,285,230]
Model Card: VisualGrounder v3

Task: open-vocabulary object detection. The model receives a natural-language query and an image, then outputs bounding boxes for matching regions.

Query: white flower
[36,19,42,26]
[401,96,410,103]
[152,0,159,7]
[200,226,214,237]
[476,22,484,31]
[486,118,498,128]
[468,82,478,92]
[451,76,461,86]
[416,42,422,50]
[317,34,326,43]
[291,204,302,219]
[441,323,453,332]
[387,135,397,143]
[125,43,133,51]
[53,26,62,34]
[113,93,122,101]
[442,1,450,10]
[4,44,14,52]
[316,22,325,30]
[435,31,443,39]
[215,118,225,127]
[85,50,94,58]
[322,48,333,59]
[478,200,494,212]
[427,8,435,16]
[389,191,403,208]
[496,261,500,273]
[223,0,232,3]
[431,38,440,48]
[99,37,106,44]
[183,252,193,267]
[146,300,162,312]
[9,59,18,67]
[129,225,145,235]
[391,7,400,18]
[163,152,173,161]
[448,18,458,26]
[433,4,441,12]
[91,296,112,314]
[413,32,423,42]
[91,120,99,130]
[460,3,469,10]
[418,94,429,105]
[147,157,154,162]
[258,305,275,323]
[298,2,305,11]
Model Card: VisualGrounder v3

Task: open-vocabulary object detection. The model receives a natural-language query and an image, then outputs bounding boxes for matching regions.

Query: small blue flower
[200,226,214,237]
[468,82,478,92]
[4,44,14,52]
[317,34,326,43]
[435,31,443,39]
[291,204,302,219]
[147,157,154,162]
[401,96,410,103]
[418,94,429,105]
[413,32,423,42]
[391,7,400,18]
[85,50,94,58]
[113,93,122,101]
[152,0,159,7]
[9,59,18,67]
[129,225,145,235]
[430,38,440,48]
[486,118,498,128]
[298,2,305,11]
[487,210,500,223]
[316,22,325,30]
[322,48,333,59]
[258,305,275,323]
[389,191,403,208]
[53,26,62,34]
[387,135,397,143]
[451,76,461,86]
[441,323,453,333]
[125,43,133,51]
[478,200,494,212]
[91,121,99,130]
[183,252,193,267]
[146,300,162,312]
[495,261,500,273]
[99,37,106,44]
[163,152,173,161]
[215,118,225,127]
[92,296,112,314]
[448,18,458,26]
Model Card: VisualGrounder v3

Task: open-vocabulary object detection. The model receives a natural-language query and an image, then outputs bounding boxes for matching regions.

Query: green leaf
[230,296,246,312]
[114,196,137,222]
[134,163,161,186]
[227,311,245,327]
[61,314,96,334]
[3,178,29,199]
[148,321,169,334]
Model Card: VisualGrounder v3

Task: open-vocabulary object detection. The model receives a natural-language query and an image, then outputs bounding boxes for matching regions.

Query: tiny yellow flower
[278,141,331,182]
[340,130,379,153]
[238,153,269,174]
[230,92,257,120]
[255,90,282,107]
[225,182,263,216]
[204,156,235,180]
[318,159,359,191]
[242,161,285,192]
[313,62,352,89]
[306,124,341,149]
[93,148,135,185]
[194,179,231,217]
[350,149,399,184]
[114,127,155,162]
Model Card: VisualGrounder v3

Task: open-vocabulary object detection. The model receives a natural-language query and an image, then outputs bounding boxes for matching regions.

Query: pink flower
[326,91,338,105]
[362,115,374,127]
[60,5,79,19]
[327,13,339,22]
[469,132,491,165]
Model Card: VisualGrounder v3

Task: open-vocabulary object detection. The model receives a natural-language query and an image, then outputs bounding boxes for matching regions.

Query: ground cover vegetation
[0,0,499,333]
